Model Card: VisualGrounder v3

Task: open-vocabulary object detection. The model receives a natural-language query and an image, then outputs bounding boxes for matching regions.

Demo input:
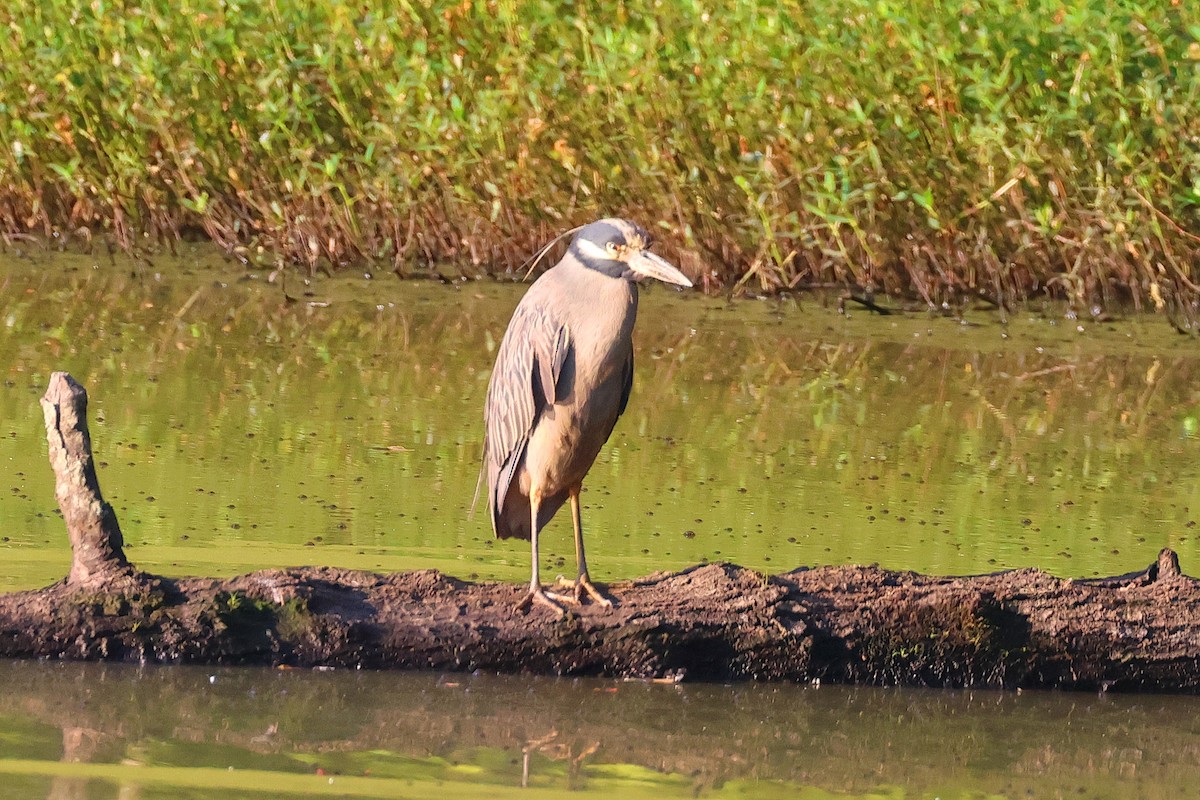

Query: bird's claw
[554,575,614,608]
[516,585,569,617]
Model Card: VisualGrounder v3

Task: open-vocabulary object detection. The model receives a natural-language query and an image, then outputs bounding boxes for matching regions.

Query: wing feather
[482,301,572,536]
[617,349,634,417]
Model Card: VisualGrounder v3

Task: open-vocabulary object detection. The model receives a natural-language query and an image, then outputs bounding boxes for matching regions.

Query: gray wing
[482,302,571,535]
[617,349,633,417]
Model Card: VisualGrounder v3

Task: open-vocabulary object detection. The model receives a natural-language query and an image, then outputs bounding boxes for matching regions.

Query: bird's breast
[520,272,637,494]
[569,282,637,374]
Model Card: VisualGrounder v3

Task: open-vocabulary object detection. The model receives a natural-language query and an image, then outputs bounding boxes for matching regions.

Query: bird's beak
[626,249,693,288]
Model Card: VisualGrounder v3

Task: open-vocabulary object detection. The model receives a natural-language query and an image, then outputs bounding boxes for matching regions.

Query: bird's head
[568,219,693,288]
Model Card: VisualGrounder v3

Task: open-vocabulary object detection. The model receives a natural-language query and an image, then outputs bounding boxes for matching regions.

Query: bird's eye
[605,241,619,256]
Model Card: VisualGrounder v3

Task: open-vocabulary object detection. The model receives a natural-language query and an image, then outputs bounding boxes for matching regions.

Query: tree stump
[39,372,131,586]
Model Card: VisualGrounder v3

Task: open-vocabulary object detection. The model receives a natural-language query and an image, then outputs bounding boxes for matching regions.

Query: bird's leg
[516,490,567,617]
[559,486,613,607]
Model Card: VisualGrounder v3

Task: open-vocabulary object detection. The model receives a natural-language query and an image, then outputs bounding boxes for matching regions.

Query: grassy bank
[1,0,1199,310]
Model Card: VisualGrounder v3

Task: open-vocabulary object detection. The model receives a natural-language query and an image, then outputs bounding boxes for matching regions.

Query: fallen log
[2,372,1198,691]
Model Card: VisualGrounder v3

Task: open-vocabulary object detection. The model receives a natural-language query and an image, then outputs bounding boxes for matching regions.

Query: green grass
[1,0,1199,312]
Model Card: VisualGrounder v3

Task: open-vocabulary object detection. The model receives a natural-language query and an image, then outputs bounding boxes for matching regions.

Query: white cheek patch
[576,238,616,262]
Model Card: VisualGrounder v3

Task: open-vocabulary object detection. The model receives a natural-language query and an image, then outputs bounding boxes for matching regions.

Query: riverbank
[2,1,1198,310]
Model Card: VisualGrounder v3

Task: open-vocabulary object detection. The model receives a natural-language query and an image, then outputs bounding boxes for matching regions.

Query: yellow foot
[516,585,569,617]
[554,575,614,608]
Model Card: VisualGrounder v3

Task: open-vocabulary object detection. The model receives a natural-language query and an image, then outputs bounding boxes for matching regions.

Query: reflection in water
[2,249,1199,592]
[1,660,1199,799]
[4,252,1200,799]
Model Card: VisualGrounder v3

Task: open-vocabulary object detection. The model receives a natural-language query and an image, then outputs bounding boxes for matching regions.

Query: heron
[481,218,693,615]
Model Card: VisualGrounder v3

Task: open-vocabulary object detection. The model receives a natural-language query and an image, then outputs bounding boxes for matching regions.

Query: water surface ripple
[1,660,1198,799]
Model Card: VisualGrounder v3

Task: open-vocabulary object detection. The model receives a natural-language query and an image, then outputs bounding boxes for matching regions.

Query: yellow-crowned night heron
[482,219,692,615]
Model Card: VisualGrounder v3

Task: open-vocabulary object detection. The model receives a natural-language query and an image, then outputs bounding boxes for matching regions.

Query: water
[1,660,1199,799]
[3,248,1198,589]
[3,249,1200,797]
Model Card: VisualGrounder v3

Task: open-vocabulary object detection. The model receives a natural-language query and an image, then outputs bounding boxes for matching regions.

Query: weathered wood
[39,372,131,586]
[3,372,1199,692]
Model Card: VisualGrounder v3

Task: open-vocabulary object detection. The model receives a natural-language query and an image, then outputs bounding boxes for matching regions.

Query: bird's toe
[555,575,613,608]
[516,585,568,617]
[578,579,614,608]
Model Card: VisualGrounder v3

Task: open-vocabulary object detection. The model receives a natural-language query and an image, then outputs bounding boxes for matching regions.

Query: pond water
[2,660,1200,799]
[3,247,1200,798]
[3,248,1198,589]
